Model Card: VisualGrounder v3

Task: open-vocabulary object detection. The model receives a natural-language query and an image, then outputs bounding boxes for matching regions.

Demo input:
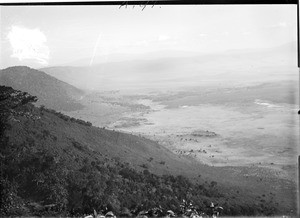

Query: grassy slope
[0,66,84,111]
[5,102,297,215]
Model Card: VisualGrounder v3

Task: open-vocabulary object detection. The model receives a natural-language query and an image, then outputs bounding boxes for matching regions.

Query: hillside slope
[0,86,296,217]
[0,66,84,111]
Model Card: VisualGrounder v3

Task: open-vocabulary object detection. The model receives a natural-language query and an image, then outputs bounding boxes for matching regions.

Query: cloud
[278,22,287,27]
[242,31,251,35]
[269,22,288,28]
[221,31,229,36]
[7,26,49,65]
[135,40,149,46]
[158,35,170,41]
[199,33,208,37]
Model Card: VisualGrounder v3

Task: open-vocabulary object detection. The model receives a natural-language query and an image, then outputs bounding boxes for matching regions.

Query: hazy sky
[0,5,297,68]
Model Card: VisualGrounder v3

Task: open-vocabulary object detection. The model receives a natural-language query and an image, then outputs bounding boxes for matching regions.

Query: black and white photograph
[0,2,298,217]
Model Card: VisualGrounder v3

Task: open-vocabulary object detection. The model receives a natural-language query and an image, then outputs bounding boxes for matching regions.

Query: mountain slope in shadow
[0,66,84,111]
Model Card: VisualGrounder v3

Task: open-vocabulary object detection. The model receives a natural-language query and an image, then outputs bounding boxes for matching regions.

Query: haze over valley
[40,42,299,178]
[1,5,298,217]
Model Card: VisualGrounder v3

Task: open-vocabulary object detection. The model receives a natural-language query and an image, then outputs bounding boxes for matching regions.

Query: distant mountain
[57,42,297,67]
[41,42,297,91]
[61,50,204,67]
[0,66,85,111]
[1,86,295,216]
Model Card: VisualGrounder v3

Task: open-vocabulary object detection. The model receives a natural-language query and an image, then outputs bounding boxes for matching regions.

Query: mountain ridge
[0,66,85,111]
[41,42,297,91]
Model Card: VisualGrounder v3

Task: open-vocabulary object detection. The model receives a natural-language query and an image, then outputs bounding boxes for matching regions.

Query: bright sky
[0,5,297,68]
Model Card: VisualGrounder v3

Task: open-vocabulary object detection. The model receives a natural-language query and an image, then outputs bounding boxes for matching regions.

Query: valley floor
[61,81,298,213]
[66,81,298,180]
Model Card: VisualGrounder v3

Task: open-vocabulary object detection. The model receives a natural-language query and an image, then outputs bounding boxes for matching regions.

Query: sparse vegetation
[0,86,295,217]
[40,106,92,127]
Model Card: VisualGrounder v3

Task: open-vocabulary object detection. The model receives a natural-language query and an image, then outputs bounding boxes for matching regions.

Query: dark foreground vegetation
[0,86,290,217]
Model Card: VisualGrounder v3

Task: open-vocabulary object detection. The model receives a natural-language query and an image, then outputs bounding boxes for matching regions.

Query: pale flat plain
[110,82,298,180]
[63,78,298,183]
